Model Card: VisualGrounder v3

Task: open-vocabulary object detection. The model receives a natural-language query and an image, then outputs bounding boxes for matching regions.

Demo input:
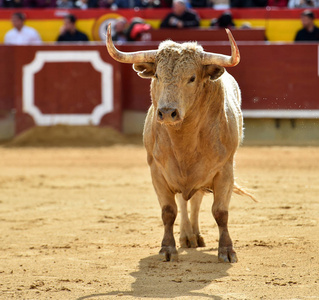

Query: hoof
[218,247,238,263]
[180,234,206,248]
[159,246,178,262]
[180,234,197,248]
[197,234,206,247]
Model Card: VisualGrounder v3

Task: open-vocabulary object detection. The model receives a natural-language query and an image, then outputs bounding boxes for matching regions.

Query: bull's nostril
[171,111,177,118]
[157,108,180,122]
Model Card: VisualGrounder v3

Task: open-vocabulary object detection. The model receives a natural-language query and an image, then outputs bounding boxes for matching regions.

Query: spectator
[295,10,319,41]
[2,0,24,7]
[28,0,57,7]
[210,0,230,9]
[231,0,267,7]
[288,0,319,7]
[160,0,173,6]
[112,0,143,8]
[74,0,99,8]
[56,0,74,8]
[57,14,89,42]
[75,0,89,8]
[160,0,200,29]
[126,18,151,41]
[4,12,42,45]
[191,0,208,7]
[140,0,161,8]
[98,0,116,7]
[211,11,235,28]
[112,17,128,42]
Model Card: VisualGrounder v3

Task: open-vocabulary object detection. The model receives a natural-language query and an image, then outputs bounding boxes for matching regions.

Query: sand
[0,142,318,299]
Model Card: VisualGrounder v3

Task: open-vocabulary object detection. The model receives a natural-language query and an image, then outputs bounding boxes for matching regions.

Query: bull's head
[106,24,240,126]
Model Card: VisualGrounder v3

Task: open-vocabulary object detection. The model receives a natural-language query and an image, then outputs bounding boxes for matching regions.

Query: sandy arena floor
[0,145,318,299]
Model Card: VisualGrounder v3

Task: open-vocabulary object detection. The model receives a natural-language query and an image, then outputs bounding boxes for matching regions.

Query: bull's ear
[205,65,225,81]
[133,63,156,79]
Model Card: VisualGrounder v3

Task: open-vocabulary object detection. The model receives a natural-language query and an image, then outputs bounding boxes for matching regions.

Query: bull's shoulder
[220,71,243,146]
[220,71,241,104]
[143,105,157,159]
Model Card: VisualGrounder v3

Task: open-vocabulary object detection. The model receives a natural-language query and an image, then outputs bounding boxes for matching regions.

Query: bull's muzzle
[157,107,181,124]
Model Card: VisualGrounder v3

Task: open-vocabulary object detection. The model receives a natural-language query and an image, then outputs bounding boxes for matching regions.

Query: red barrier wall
[0,42,318,134]
[119,42,319,113]
[1,45,123,133]
[148,28,266,42]
[0,47,14,111]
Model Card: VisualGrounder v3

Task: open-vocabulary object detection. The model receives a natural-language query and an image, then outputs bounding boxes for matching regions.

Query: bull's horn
[106,23,157,64]
[200,28,240,67]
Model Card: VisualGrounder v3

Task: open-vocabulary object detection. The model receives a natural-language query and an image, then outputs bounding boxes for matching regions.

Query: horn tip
[107,23,111,36]
[225,28,233,38]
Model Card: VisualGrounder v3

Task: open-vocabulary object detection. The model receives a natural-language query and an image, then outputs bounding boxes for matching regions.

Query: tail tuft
[233,183,258,202]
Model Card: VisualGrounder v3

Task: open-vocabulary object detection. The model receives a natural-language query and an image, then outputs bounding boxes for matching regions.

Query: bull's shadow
[130,248,231,299]
[77,248,231,300]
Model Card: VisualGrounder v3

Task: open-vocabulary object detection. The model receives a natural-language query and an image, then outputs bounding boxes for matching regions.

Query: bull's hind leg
[190,193,206,247]
[177,194,197,248]
[212,161,238,263]
[177,192,205,248]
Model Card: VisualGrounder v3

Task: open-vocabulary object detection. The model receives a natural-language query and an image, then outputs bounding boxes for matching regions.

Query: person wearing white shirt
[4,12,42,45]
[288,0,319,8]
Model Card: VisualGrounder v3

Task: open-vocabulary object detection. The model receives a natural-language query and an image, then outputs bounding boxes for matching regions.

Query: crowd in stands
[4,7,319,43]
[0,0,169,8]
[1,0,319,8]
[2,0,319,43]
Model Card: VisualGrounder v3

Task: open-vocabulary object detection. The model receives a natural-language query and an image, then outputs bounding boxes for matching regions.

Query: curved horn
[200,28,240,67]
[106,23,157,64]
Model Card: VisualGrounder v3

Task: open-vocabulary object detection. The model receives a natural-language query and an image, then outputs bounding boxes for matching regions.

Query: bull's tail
[233,183,258,202]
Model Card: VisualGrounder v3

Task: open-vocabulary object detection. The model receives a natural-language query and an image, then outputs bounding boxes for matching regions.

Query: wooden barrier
[0,45,123,134]
[0,42,318,135]
[119,42,319,116]
[0,47,14,112]
[149,29,266,42]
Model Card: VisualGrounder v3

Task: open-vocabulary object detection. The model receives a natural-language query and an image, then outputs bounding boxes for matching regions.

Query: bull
[106,24,254,263]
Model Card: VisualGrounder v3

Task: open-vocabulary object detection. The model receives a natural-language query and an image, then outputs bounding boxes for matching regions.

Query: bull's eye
[154,73,158,79]
[188,75,196,83]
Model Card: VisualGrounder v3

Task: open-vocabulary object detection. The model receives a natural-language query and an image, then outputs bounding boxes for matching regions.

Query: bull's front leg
[212,161,238,263]
[160,201,178,261]
[150,165,178,261]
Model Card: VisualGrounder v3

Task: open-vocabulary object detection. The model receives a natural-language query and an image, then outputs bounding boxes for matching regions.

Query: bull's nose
[157,108,180,123]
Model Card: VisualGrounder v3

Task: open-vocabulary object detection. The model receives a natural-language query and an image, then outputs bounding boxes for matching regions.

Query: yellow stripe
[265,19,319,41]
[266,19,301,41]
[26,20,63,42]
[76,19,96,41]
[1,18,319,43]
[1,19,96,42]
[0,21,12,43]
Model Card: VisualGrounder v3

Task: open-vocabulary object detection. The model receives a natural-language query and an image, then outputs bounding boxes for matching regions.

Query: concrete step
[0,110,15,141]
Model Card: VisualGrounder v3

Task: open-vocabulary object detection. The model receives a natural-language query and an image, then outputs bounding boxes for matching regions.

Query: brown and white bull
[106,24,254,263]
